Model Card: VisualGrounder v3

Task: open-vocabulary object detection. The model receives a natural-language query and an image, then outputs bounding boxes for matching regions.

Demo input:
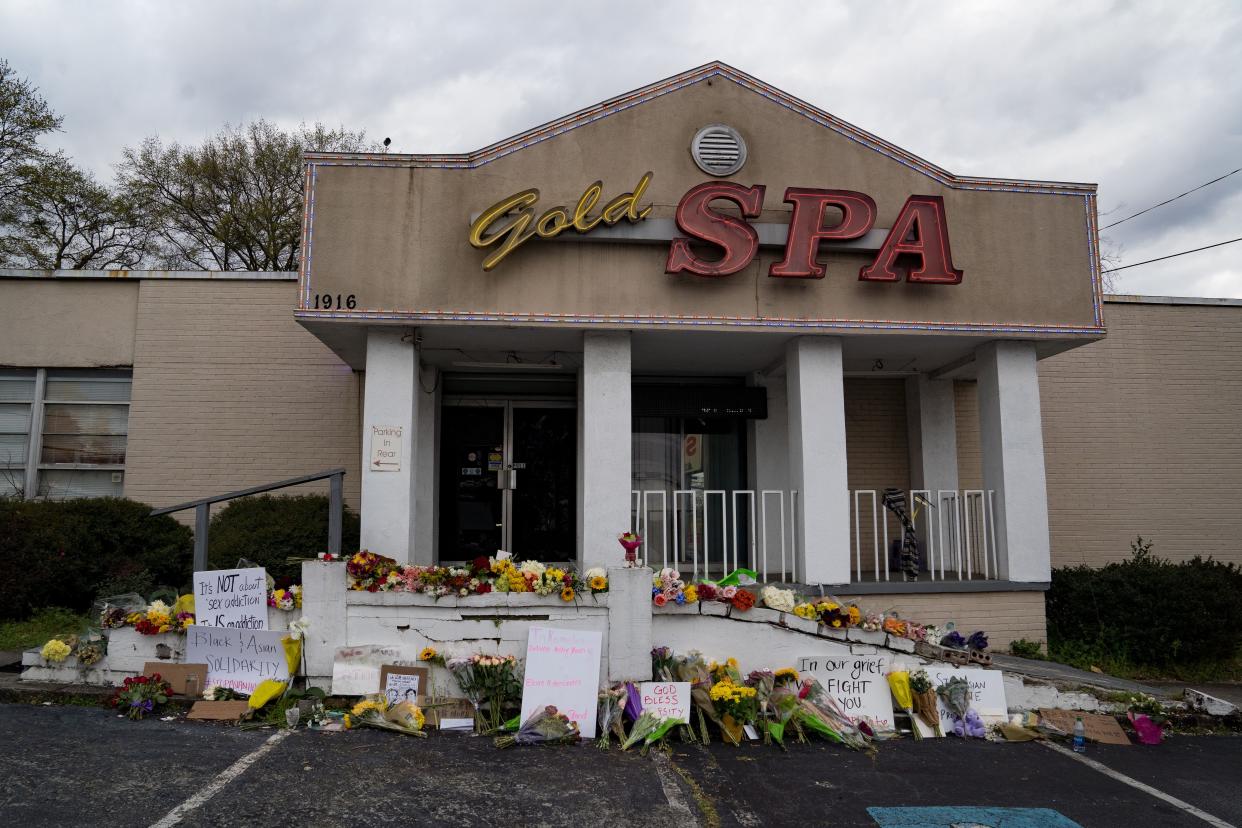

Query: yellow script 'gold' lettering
[468,172,653,271]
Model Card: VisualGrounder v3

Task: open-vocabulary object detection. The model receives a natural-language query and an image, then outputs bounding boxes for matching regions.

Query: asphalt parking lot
[0,703,1238,827]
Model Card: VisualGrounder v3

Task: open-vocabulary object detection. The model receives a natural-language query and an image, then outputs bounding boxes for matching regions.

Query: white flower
[760,585,796,613]
[147,599,172,616]
[518,560,546,577]
[585,567,607,581]
[287,617,311,641]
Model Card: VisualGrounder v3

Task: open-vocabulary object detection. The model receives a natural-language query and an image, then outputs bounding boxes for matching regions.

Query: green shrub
[207,494,359,584]
[1009,638,1045,659]
[1046,537,1242,669]
[0,498,192,621]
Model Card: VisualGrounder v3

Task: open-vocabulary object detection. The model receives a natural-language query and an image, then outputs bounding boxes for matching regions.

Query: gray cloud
[2,0,1239,294]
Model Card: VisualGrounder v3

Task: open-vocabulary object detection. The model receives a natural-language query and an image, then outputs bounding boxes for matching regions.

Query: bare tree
[117,121,376,271]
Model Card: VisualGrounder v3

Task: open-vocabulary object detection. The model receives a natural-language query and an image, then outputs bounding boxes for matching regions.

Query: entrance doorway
[437,400,576,563]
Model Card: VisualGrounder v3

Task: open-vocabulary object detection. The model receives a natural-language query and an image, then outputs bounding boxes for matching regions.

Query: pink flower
[653,593,668,607]
[722,586,738,600]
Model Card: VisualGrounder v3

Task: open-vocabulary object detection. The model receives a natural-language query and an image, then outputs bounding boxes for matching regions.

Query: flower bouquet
[585,567,609,595]
[760,585,795,612]
[346,550,398,591]
[936,675,977,738]
[709,680,758,745]
[730,588,756,613]
[597,685,628,749]
[40,638,72,663]
[885,671,922,741]
[766,684,803,748]
[344,695,427,737]
[796,677,871,751]
[448,654,521,734]
[675,652,724,744]
[494,705,581,748]
[909,669,942,737]
[618,531,642,566]
[110,674,172,721]
[74,637,106,667]
[747,669,776,744]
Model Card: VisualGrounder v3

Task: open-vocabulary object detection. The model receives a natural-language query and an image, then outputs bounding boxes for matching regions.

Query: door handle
[508,466,517,490]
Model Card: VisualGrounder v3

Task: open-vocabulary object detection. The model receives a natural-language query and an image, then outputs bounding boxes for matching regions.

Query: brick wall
[844,378,910,574]
[1038,299,1242,568]
[834,590,1047,650]
[123,280,362,520]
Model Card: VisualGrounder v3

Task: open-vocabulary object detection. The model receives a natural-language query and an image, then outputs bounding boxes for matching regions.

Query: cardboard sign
[370,425,403,471]
[193,566,268,630]
[798,655,893,729]
[640,682,691,723]
[520,626,602,737]
[185,626,289,695]
[186,700,251,721]
[927,666,1008,722]
[1040,709,1131,745]
[331,645,410,696]
[380,665,428,706]
[143,662,207,697]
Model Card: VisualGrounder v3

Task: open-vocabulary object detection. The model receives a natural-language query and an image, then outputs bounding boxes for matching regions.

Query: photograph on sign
[186,626,289,695]
[331,645,409,696]
[193,566,268,629]
[380,665,428,706]
[639,682,691,723]
[520,626,602,737]
[370,425,403,472]
[797,654,893,729]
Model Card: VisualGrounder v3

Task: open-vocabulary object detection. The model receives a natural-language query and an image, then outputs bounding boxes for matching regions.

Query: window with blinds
[0,368,132,500]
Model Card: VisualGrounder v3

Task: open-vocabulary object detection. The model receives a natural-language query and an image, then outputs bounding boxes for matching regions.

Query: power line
[1101,236,1242,273]
[1101,167,1241,230]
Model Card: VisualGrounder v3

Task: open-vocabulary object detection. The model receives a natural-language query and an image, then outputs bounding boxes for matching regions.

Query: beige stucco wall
[302,76,1099,336]
[835,591,1046,650]
[123,280,362,516]
[0,279,138,367]
[1038,300,1242,568]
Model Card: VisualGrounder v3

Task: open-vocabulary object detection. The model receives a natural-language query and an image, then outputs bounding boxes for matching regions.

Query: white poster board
[193,567,268,629]
[520,626,602,737]
[186,626,288,694]
[640,682,691,723]
[331,645,409,696]
[928,666,1008,727]
[370,425,403,471]
[797,654,893,729]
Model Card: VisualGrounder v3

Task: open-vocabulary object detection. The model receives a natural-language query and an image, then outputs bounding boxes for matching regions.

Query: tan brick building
[4,64,1234,645]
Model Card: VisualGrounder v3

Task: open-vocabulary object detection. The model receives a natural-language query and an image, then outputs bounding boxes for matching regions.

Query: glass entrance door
[438,400,576,563]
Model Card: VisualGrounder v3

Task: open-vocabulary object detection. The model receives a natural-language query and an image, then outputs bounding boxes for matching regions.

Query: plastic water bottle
[1072,717,1086,753]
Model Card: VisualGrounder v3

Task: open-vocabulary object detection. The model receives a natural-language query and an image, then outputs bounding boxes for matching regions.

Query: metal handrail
[151,467,346,573]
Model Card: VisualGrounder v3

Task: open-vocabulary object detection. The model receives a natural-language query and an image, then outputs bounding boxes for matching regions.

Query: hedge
[0,497,192,621]
[207,494,360,584]
[1046,540,1242,668]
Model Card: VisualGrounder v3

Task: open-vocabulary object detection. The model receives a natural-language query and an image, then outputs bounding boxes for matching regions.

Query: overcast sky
[2,0,1239,296]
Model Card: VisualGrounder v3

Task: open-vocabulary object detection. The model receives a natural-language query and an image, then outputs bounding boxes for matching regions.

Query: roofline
[0,268,296,281]
[1104,293,1242,308]
[303,61,1097,195]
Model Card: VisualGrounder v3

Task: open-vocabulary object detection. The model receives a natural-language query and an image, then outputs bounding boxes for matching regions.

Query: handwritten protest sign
[520,626,602,736]
[640,682,691,723]
[193,567,268,629]
[185,626,288,694]
[798,654,893,729]
[331,645,409,696]
[928,666,1008,723]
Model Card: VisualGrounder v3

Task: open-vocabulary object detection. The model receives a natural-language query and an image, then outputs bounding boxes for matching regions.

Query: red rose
[697,583,717,601]
[731,590,756,612]
[477,583,492,594]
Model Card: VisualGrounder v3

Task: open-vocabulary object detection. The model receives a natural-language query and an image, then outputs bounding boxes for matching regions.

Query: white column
[976,341,1050,582]
[905,374,959,497]
[579,331,632,568]
[786,337,850,584]
[360,327,418,563]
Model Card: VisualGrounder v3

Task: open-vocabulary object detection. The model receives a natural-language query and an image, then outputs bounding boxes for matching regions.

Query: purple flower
[624,681,642,722]
[675,592,686,605]
[652,587,660,597]
[967,631,989,651]
[941,631,967,649]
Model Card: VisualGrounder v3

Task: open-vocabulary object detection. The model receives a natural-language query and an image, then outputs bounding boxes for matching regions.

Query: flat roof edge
[1105,293,1242,308]
[0,269,297,281]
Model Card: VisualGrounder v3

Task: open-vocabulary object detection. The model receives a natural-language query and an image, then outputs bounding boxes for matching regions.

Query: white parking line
[651,751,694,819]
[148,730,291,828]
[1040,741,1237,828]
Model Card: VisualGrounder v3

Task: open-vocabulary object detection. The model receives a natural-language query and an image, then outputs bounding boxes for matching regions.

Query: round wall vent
[691,124,747,177]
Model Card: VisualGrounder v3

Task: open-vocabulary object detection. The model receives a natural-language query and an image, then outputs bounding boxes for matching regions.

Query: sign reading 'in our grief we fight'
[520,626,602,737]
[797,654,893,729]
[193,567,268,629]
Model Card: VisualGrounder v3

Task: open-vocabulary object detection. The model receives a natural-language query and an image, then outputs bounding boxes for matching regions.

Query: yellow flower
[775,667,799,682]
[40,639,71,662]
[846,605,861,625]
[351,698,386,717]
[589,575,608,592]
[683,585,698,603]
[419,647,437,662]
[561,586,575,602]
[726,657,738,669]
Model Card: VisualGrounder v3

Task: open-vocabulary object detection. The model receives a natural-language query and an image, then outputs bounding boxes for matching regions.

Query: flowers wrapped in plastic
[344,695,428,737]
[110,674,172,721]
[795,677,872,751]
[909,669,942,737]
[760,585,795,612]
[936,675,977,737]
[494,705,581,748]
[885,671,922,741]
[40,638,72,663]
[596,685,628,749]
[448,653,521,734]
[709,679,758,746]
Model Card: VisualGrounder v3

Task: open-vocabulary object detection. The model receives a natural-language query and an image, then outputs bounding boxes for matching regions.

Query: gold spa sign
[467,172,654,271]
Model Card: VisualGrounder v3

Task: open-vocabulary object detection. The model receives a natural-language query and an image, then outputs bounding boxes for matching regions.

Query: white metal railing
[631,489,800,583]
[850,488,998,583]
